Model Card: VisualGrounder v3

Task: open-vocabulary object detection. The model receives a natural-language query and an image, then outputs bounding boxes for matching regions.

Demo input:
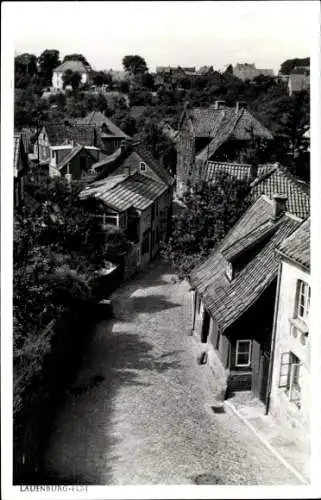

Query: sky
[7,0,319,74]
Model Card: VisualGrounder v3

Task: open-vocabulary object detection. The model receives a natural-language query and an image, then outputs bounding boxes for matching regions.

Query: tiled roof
[42,123,103,148]
[200,161,271,183]
[277,218,310,271]
[80,172,168,212]
[190,196,301,332]
[134,143,174,186]
[221,219,280,262]
[186,106,273,144]
[74,111,128,138]
[56,145,83,170]
[251,165,310,220]
[200,162,310,220]
[93,143,175,187]
[53,60,89,73]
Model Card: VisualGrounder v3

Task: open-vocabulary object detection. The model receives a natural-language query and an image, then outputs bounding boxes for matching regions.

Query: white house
[52,60,91,90]
[267,218,310,434]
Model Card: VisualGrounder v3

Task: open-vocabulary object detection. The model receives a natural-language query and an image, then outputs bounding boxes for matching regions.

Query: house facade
[48,145,98,180]
[189,194,301,402]
[176,102,273,197]
[267,219,310,432]
[14,133,29,210]
[80,142,174,272]
[233,63,274,81]
[33,123,105,164]
[288,74,310,96]
[74,111,128,154]
[52,60,91,90]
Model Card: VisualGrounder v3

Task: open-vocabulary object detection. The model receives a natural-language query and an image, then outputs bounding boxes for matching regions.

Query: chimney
[65,163,72,184]
[271,194,287,220]
[250,163,258,180]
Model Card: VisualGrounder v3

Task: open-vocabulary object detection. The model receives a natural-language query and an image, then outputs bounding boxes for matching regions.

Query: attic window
[140,162,147,171]
[226,261,234,281]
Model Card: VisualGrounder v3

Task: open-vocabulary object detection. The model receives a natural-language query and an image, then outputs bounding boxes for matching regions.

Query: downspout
[191,287,197,333]
[265,261,283,415]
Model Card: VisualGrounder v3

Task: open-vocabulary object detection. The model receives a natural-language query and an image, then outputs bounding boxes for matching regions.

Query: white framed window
[226,261,233,281]
[235,340,252,367]
[296,280,310,323]
[140,162,146,171]
[279,351,301,405]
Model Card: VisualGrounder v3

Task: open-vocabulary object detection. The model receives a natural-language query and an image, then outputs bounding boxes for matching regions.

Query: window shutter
[278,351,291,388]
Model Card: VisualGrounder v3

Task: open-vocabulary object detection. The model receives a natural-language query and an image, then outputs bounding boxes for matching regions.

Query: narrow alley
[44,259,300,485]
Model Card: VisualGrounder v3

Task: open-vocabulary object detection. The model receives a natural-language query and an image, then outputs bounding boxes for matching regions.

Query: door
[251,340,270,403]
[251,339,261,399]
[201,309,210,343]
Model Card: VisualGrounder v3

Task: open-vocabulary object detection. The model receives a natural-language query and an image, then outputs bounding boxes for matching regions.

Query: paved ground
[44,259,300,485]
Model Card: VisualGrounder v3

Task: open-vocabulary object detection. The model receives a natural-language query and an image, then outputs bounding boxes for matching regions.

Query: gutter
[265,260,283,415]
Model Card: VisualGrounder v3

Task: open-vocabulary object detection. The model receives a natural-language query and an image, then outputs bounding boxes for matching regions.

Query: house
[74,111,129,154]
[48,145,99,180]
[32,122,105,164]
[176,101,273,196]
[52,60,91,90]
[81,141,174,271]
[288,74,310,96]
[189,194,302,403]
[233,63,274,81]
[14,133,29,209]
[266,219,310,433]
[198,161,310,220]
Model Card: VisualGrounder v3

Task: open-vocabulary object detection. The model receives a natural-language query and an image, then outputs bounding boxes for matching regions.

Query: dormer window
[226,261,234,281]
[140,162,146,172]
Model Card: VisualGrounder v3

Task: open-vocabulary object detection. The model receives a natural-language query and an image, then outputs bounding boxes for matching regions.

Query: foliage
[13,178,130,417]
[161,173,252,279]
[279,57,309,75]
[38,49,60,86]
[92,70,112,87]
[122,55,148,75]
[62,70,82,90]
[15,53,39,89]
[15,88,50,128]
[63,53,90,67]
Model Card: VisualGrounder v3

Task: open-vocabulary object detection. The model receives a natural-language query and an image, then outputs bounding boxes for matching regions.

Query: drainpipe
[191,288,197,333]
[265,262,283,415]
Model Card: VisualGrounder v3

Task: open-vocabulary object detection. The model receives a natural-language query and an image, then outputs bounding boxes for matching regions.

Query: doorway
[201,309,210,343]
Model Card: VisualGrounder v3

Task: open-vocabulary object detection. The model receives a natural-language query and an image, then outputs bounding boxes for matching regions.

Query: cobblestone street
[44,259,300,485]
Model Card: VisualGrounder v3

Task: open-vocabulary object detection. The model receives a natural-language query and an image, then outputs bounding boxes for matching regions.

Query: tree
[279,57,309,75]
[92,70,112,87]
[15,53,38,89]
[63,53,90,67]
[62,70,82,90]
[142,72,154,90]
[161,173,252,279]
[38,49,60,86]
[122,55,148,75]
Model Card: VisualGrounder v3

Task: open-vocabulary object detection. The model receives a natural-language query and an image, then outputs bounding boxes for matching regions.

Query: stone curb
[224,400,309,485]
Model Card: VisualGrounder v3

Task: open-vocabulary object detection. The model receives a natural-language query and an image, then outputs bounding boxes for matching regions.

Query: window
[226,261,233,281]
[279,352,301,405]
[140,161,146,172]
[296,280,310,323]
[155,200,159,217]
[151,204,155,221]
[98,213,119,228]
[235,340,252,367]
